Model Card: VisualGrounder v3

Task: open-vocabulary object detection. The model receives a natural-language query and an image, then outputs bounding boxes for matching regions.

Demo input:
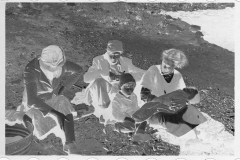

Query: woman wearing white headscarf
[20,45,83,155]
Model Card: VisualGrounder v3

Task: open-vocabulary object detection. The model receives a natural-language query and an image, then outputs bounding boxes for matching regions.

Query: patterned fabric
[26,95,74,138]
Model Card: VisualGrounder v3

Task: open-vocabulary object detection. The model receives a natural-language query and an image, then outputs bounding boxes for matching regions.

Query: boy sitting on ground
[101,73,139,131]
[102,73,155,142]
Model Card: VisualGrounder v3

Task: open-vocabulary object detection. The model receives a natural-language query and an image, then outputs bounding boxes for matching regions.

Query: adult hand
[109,71,125,81]
[152,90,188,107]
[49,109,70,130]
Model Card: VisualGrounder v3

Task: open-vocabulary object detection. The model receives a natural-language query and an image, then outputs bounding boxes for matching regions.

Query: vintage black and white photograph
[5,2,235,156]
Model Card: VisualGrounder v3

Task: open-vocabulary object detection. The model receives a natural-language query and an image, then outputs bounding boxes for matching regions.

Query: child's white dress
[102,92,140,124]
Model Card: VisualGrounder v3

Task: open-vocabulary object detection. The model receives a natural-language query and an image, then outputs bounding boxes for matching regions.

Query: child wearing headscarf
[19,45,83,154]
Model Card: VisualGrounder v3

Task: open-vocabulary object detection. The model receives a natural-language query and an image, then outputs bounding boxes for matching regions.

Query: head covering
[40,45,65,67]
[107,40,123,53]
[119,73,136,88]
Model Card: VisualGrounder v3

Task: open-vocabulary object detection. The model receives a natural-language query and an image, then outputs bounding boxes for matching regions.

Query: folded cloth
[149,105,207,137]
[134,87,201,123]
[152,89,188,107]
[152,87,199,107]
[165,121,196,137]
[25,95,74,140]
[132,102,174,122]
[182,105,207,124]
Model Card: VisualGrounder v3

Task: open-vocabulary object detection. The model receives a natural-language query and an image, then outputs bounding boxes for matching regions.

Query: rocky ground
[5,3,234,155]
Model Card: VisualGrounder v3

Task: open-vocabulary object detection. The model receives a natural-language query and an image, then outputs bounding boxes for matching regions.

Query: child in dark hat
[99,73,138,132]
[107,73,153,142]
[110,73,139,132]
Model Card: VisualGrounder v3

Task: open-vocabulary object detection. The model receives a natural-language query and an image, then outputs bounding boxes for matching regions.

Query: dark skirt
[148,105,207,137]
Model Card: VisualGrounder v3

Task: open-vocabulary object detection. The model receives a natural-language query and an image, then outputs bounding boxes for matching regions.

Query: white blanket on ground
[71,90,234,156]
[151,112,234,155]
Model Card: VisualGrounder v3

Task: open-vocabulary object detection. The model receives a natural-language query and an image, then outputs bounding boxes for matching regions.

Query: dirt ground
[5,3,234,155]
